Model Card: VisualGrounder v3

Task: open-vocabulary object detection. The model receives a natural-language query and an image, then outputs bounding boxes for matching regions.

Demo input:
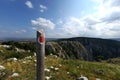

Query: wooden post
[36,30,45,80]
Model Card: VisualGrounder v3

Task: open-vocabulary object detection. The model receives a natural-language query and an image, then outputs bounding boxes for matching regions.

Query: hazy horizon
[0,36,120,40]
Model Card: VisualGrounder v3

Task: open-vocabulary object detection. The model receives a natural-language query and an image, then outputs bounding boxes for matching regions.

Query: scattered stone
[13,58,17,61]
[34,52,36,56]
[96,78,101,80]
[45,76,51,80]
[11,73,19,77]
[44,68,50,72]
[50,53,53,56]
[76,75,88,80]
[22,61,26,64]
[54,55,58,58]
[67,72,70,74]
[7,58,17,62]
[15,47,25,52]
[0,45,10,48]
[50,66,54,69]
[59,64,62,67]
[54,67,59,71]
[25,56,32,59]
[34,60,37,62]
[0,65,5,70]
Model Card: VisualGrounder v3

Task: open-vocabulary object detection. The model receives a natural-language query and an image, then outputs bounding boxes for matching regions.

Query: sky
[0,0,120,39]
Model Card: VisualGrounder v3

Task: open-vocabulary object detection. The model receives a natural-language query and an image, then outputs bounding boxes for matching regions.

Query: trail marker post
[36,30,45,80]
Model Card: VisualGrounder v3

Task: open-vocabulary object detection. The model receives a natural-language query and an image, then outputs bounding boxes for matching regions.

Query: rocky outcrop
[46,41,93,61]
[68,37,120,60]
[45,37,120,61]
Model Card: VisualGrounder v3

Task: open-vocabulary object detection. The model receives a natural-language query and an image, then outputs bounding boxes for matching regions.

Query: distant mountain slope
[46,37,120,61]
[46,41,92,61]
[110,38,120,41]
[0,38,58,42]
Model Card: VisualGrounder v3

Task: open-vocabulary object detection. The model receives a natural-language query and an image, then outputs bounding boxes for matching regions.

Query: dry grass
[0,55,120,80]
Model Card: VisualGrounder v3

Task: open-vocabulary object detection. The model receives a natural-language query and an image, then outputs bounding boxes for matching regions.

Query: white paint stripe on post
[36,30,45,80]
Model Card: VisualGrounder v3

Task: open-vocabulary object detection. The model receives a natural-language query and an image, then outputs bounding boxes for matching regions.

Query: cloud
[15,29,27,34]
[101,9,120,23]
[61,17,86,36]
[93,0,120,20]
[40,5,47,12]
[32,27,37,30]
[103,0,120,7]
[57,19,63,24]
[57,0,120,38]
[31,17,55,30]
[57,14,120,38]
[53,0,120,38]
[82,16,100,25]
[32,0,120,38]
[25,1,33,8]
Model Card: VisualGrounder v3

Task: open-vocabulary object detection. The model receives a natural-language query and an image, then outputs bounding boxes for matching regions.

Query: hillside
[46,41,92,61]
[0,38,120,80]
[46,37,120,61]
[1,37,120,61]
[0,55,120,80]
[110,38,120,41]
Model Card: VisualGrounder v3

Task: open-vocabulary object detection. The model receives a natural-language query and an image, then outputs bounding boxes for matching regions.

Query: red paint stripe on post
[39,36,45,43]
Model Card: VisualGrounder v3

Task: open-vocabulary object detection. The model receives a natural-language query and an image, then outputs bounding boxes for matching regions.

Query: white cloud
[57,19,63,24]
[40,5,47,12]
[91,0,120,38]
[32,27,37,30]
[15,29,27,34]
[93,0,120,20]
[56,0,120,38]
[40,5,47,10]
[25,1,33,8]
[31,17,55,30]
[61,17,86,36]
[31,0,120,38]
[57,14,120,38]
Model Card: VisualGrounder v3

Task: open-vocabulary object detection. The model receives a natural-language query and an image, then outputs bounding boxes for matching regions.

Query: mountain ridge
[46,37,120,61]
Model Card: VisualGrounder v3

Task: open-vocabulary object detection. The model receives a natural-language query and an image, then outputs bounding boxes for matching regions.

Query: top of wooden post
[37,30,45,44]
[37,29,44,34]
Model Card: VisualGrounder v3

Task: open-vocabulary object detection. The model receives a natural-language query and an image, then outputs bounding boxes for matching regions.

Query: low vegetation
[0,55,120,80]
[0,41,120,80]
[1,41,36,52]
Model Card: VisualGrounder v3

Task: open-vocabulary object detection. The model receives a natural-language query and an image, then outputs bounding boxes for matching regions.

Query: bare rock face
[45,37,120,61]
[45,42,68,59]
[45,41,93,61]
